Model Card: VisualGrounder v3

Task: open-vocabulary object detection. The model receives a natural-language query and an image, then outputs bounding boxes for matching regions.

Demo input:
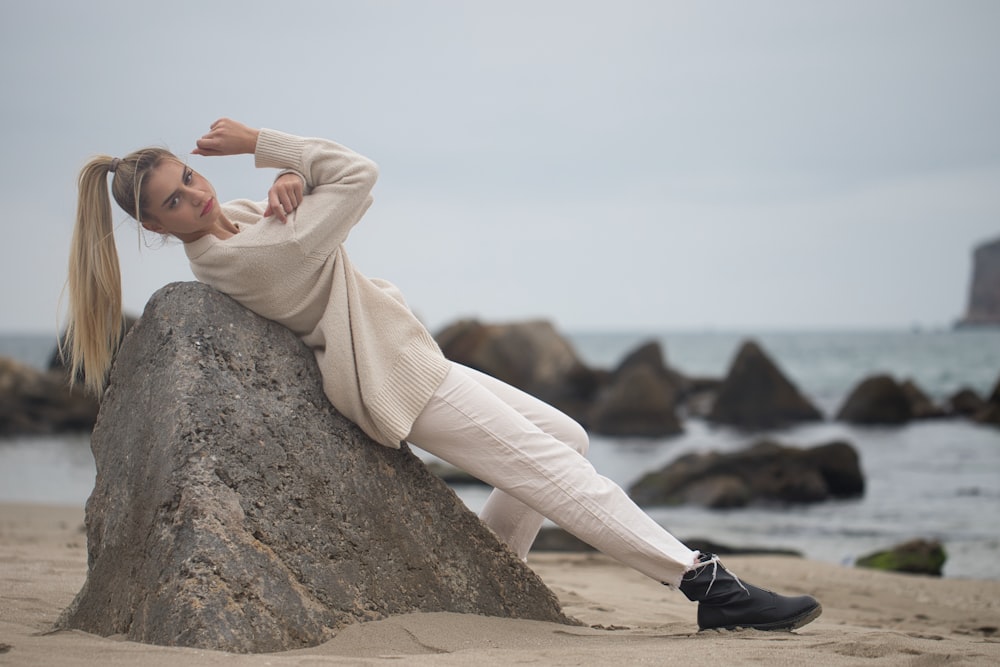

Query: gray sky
[2,0,998,334]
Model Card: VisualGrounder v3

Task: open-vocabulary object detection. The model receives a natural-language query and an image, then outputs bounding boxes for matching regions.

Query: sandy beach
[1,502,998,666]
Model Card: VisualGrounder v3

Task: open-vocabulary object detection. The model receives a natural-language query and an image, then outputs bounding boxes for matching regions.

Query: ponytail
[65,156,125,395]
[64,147,174,395]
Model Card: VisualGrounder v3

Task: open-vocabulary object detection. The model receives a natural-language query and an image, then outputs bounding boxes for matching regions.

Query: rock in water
[57,282,573,653]
[836,374,913,424]
[975,373,1000,427]
[628,439,864,508]
[434,318,600,422]
[957,236,1000,327]
[589,364,683,437]
[707,340,822,429]
[856,539,947,576]
[0,356,97,435]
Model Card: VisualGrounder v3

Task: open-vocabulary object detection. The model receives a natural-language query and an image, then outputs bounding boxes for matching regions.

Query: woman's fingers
[264,174,303,222]
[191,118,258,156]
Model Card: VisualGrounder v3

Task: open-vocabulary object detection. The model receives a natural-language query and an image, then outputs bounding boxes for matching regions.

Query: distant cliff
[958,237,1000,327]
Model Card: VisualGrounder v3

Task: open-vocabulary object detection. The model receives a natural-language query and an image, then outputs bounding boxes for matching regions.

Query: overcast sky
[1,0,998,334]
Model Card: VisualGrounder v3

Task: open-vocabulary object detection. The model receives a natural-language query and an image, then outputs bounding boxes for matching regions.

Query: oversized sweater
[184,129,451,448]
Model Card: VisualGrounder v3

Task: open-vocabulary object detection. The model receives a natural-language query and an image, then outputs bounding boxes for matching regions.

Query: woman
[66,118,822,633]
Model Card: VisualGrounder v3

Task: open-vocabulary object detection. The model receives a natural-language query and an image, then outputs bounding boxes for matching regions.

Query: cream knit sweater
[184,129,450,448]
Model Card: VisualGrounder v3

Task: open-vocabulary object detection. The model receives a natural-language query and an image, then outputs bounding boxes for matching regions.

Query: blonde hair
[64,147,175,395]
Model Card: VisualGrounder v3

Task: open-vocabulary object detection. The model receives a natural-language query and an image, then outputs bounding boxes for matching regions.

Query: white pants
[406,363,697,586]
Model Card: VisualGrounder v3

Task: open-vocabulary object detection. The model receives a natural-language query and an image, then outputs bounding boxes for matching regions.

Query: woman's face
[140,159,223,242]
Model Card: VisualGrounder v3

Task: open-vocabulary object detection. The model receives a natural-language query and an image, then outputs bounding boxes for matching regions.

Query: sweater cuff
[254,129,308,171]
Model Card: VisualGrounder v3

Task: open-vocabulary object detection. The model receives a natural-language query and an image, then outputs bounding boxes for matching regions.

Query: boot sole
[702,602,823,632]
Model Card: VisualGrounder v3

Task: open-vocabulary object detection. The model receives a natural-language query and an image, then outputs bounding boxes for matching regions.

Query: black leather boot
[678,553,822,631]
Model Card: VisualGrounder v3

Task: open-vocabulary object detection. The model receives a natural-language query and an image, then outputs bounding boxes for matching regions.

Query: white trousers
[406,363,697,586]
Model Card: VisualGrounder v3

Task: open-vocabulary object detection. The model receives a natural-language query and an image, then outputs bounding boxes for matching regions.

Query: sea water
[2,329,999,579]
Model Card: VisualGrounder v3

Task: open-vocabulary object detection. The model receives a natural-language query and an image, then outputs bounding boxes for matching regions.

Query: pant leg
[406,363,697,586]
[455,364,589,560]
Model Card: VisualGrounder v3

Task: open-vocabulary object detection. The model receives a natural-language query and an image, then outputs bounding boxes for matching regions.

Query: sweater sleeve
[254,129,379,257]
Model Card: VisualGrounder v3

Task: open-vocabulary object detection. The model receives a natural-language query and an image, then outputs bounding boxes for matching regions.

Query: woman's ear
[140,216,165,234]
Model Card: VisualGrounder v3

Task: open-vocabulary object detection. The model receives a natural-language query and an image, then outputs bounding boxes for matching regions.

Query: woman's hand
[264,173,304,223]
[191,118,260,157]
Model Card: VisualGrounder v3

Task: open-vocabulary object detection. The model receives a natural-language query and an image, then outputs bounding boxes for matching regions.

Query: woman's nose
[184,187,205,206]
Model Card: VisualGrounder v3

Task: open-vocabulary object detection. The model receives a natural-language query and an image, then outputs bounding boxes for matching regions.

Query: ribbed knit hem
[255,129,309,171]
[367,333,451,449]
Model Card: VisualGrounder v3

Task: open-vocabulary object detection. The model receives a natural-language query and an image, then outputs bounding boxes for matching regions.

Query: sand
[1,503,998,666]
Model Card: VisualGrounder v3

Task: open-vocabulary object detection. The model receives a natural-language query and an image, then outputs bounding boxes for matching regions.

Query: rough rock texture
[57,282,574,653]
[0,356,98,435]
[957,236,1000,326]
[856,539,947,576]
[628,440,864,509]
[836,374,913,424]
[706,340,823,429]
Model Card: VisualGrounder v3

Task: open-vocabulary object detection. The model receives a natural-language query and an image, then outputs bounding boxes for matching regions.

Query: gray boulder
[589,364,683,437]
[957,236,1000,327]
[707,340,823,429]
[948,387,985,417]
[435,318,601,424]
[0,356,97,435]
[901,379,947,419]
[57,282,574,653]
[611,340,688,391]
[975,373,1000,427]
[628,439,864,509]
[836,374,913,424]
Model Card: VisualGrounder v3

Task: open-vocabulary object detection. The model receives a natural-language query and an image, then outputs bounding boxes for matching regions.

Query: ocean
[2,328,999,579]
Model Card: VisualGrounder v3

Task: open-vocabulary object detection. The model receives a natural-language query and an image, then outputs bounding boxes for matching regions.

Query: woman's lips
[202,198,213,216]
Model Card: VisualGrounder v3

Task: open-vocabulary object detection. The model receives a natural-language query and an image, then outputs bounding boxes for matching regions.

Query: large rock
[57,282,574,653]
[435,318,600,422]
[900,379,947,419]
[611,341,689,394]
[628,439,864,509]
[0,356,98,435]
[948,387,986,417]
[957,236,1000,327]
[836,374,913,424]
[974,373,1000,427]
[589,364,683,437]
[856,539,947,576]
[706,340,823,429]
[588,341,684,437]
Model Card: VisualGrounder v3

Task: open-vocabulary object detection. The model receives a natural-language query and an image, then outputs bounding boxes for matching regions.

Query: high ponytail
[64,147,174,395]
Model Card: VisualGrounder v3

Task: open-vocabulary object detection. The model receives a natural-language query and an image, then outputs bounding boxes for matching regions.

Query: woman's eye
[184,169,193,184]
[168,196,179,209]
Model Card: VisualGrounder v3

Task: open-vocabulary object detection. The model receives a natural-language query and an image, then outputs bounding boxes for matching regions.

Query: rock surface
[58,282,574,653]
[628,439,864,509]
[957,236,1000,326]
[706,340,823,429]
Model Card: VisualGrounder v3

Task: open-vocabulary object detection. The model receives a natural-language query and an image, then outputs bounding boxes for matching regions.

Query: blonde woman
[66,118,822,633]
